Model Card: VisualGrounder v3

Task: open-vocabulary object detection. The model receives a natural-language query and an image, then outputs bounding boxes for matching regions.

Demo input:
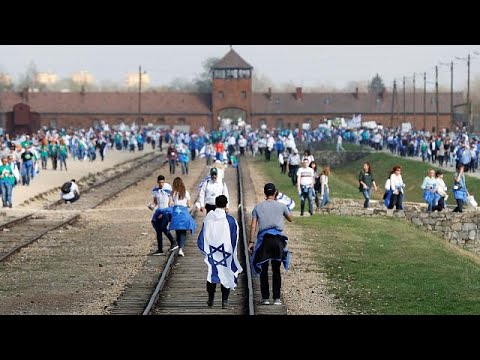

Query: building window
[287,122,291,129]
[239,69,251,78]
[158,117,166,124]
[214,70,226,79]
[431,97,437,104]
[275,98,280,104]
[276,118,284,129]
[376,98,382,104]
[177,118,186,125]
[295,123,300,129]
[241,91,247,99]
[226,69,238,79]
[93,119,100,128]
[219,91,224,99]
[50,119,57,129]
[324,98,332,105]
[0,113,3,128]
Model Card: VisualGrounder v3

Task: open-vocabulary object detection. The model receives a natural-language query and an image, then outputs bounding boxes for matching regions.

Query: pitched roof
[252,92,464,115]
[212,49,253,70]
[0,92,212,115]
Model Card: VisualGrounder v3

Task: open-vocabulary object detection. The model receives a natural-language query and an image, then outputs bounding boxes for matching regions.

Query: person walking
[453,164,468,213]
[358,162,378,209]
[420,169,439,213]
[150,175,178,255]
[0,156,15,208]
[197,195,243,309]
[319,165,331,208]
[249,183,293,305]
[388,165,405,210]
[435,170,448,212]
[297,157,315,216]
[169,177,196,257]
[198,167,229,214]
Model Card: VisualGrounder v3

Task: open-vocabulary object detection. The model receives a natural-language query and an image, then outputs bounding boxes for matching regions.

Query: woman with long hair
[358,162,378,209]
[169,177,196,257]
[453,164,468,213]
[320,165,331,208]
[388,165,405,210]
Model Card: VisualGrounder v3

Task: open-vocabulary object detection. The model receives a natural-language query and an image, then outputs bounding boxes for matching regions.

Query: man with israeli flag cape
[197,195,243,309]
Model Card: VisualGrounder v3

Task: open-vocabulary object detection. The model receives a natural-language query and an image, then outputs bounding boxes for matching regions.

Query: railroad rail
[0,152,165,263]
[111,158,286,315]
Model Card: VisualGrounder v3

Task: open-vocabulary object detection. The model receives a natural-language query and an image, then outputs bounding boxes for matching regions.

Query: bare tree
[168,77,196,92]
[16,61,39,91]
[194,57,220,93]
[343,80,369,92]
[252,73,274,91]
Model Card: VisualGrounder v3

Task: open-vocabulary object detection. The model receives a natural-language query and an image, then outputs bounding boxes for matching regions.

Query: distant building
[36,72,58,86]
[0,49,466,135]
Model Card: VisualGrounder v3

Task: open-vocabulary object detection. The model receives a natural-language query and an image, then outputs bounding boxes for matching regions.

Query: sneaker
[273,299,282,305]
[168,242,179,252]
[261,299,270,305]
[222,300,228,309]
[207,299,214,307]
[151,250,166,256]
[178,248,185,257]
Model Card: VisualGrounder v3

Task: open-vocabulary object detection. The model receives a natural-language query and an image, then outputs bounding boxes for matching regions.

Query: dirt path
[246,159,343,315]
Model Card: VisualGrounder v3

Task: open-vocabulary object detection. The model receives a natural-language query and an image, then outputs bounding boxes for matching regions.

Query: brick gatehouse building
[0,49,464,135]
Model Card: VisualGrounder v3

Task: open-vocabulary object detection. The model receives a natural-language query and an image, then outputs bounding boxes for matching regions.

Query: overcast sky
[1,45,480,91]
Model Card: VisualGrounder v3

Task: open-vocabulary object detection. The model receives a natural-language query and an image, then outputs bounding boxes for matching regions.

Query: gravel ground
[247,160,343,315]
[0,159,206,314]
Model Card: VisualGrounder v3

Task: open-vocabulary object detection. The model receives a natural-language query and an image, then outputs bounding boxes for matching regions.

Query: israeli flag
[276,192,295,211]
[197,209,243,289]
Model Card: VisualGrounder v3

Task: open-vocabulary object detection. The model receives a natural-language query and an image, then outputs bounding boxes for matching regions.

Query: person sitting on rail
[197,195,243,309]
[60,179,80,204]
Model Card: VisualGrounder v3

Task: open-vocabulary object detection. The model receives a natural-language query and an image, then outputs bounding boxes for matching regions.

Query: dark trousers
[65,192,80,204]
[453,199,464,213]
[205,203,216,213]
[206,281,230,302]
[260,260,282,300]
[388,193,403,210]
[151,215,174,252]
[435,197,445,212]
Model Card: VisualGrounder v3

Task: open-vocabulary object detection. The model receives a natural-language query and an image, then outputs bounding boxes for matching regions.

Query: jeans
[59,154,67,170]
[361,188,371,208]
[321,188,330,208]
[169,159,176,174]
[260,260,281,300]
[151,214,174,252]
[21,161,33,185]
[0,181,12,206]
[300,186,314,215]
[176,230,187,249]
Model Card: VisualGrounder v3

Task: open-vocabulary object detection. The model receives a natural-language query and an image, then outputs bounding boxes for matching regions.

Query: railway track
[110,158,287,315]
[0,152,166,263]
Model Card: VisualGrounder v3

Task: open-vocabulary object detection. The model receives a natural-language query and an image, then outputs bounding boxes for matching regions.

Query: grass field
[249,152,480,314]
[259,149,480,203]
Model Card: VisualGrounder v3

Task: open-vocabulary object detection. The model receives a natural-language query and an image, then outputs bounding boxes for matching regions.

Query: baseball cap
[210,167,218,176]
[264,183,276,195]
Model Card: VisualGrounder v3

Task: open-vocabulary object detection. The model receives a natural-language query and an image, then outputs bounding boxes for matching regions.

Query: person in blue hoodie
[249,183,293,306]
